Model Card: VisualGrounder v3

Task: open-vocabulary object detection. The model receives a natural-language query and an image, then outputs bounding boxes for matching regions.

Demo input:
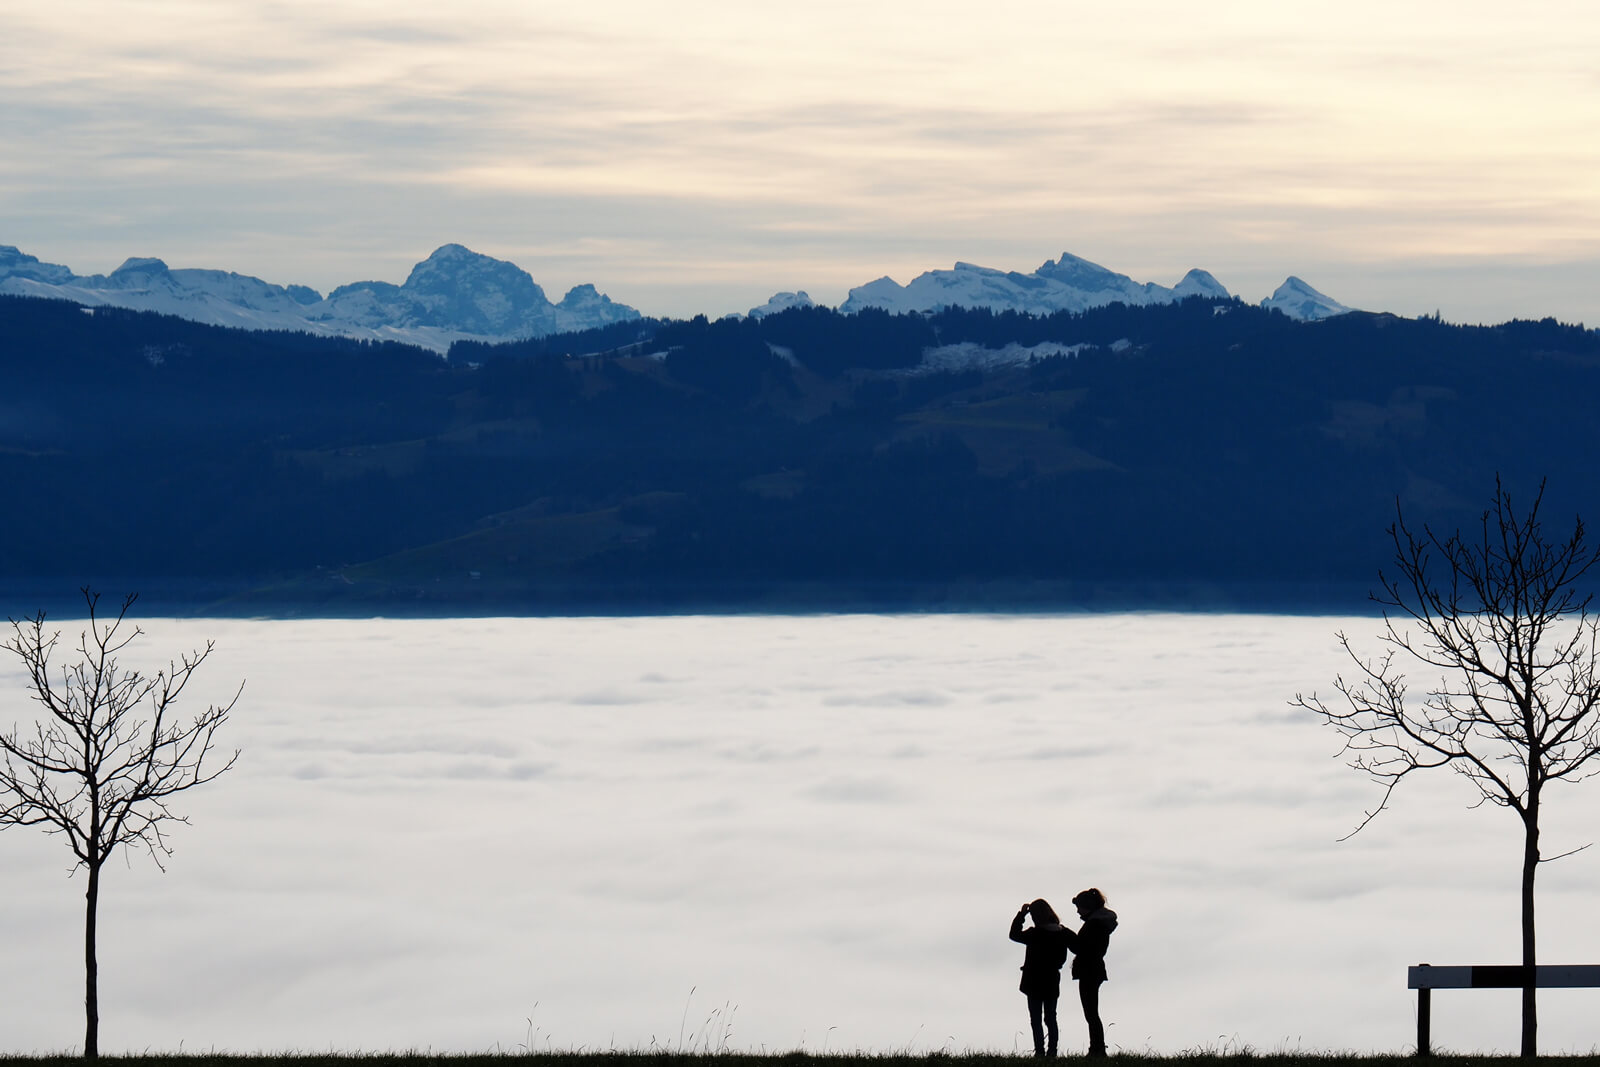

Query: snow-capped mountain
[748,291,816,318]
[2,242,1357,349]
[838,253,1348,322]
[0,244,641,353]
[1171,268,1231,301]
[0,245,77,286]
[839,253,1234,316]
[1260,276,1353,321]
[315,244,639,339]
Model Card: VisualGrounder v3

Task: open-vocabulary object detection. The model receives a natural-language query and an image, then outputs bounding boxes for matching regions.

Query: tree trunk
[1520,814,1538,1059]
[84,861,99,1060]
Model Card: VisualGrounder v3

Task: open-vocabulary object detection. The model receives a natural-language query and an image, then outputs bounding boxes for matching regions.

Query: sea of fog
[1,614,1597,1056]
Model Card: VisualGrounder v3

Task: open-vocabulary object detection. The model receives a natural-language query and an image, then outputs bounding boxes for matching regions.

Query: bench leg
[1416,988,1431,1057]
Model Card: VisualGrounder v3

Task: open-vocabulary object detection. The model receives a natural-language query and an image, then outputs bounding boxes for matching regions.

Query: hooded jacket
[1063,906,1119,982]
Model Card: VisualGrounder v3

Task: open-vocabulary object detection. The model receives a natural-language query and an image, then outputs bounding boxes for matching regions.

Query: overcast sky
[3,0,1597,323]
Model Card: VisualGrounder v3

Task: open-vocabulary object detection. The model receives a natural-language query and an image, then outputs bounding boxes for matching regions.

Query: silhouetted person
[1010,898,1069,1057]
[1061,888,1118,1058]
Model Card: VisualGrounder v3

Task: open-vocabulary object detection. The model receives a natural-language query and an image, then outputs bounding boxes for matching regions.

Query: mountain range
[0,242,1353,353]
[838,254,1353,321]
[0,243,643,353]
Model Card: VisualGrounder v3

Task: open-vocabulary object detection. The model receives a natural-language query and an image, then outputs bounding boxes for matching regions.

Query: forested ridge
[3,292,1597,612]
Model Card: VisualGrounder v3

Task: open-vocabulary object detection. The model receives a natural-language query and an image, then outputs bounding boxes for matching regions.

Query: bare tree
[0,590,240,1059]
[1293,479,1600,1057]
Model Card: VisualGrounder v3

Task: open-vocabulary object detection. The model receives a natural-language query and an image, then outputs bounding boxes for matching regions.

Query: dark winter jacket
[1062,906,1119,982]
[1010,910,1070,997]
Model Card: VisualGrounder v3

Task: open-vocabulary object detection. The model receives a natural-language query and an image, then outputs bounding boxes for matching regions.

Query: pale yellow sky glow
[2,0,1597,321]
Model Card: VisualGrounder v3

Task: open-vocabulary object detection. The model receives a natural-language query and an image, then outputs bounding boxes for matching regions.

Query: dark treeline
[448,317,664,364]
[2,291,1597,610]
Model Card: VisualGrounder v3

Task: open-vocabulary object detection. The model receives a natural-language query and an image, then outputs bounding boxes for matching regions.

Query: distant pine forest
[3,292,1597,613]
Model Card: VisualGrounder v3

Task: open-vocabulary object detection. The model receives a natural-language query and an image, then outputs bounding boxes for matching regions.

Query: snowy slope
[748,291,816,318]
[1261,276,1354,320]
[1172,268,1230,300]
[0,244,641,353]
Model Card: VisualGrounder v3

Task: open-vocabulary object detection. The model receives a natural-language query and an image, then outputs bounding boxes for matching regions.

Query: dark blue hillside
[1,291,1596,611]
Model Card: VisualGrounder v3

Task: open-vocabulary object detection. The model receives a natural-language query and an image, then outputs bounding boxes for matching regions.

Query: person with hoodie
[1009,898,1070,1057]
[1061,888,1118,1058]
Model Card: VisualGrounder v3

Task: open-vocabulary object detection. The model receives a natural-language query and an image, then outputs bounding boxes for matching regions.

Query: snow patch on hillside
[901,340,1104,375]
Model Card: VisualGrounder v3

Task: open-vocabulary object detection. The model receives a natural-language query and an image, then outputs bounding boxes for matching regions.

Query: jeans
[1079,979,1106,1055]
[1027,992,1059,1055]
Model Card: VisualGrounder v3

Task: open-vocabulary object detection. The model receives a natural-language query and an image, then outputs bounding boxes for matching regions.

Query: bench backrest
[1409,965,1600,989]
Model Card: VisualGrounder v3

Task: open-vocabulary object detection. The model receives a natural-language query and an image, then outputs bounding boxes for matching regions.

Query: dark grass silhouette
[2,1055,1597,1065]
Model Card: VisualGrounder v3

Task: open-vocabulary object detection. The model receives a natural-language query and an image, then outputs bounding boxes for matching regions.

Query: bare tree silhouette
[1294,479,1600,1057]
[0,590,240,1058]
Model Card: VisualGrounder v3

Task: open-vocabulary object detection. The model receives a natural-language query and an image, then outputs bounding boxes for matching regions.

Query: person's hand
[1019,903,1031,914]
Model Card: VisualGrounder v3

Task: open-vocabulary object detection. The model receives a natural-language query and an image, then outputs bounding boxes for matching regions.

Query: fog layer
[1,614,1595,1054]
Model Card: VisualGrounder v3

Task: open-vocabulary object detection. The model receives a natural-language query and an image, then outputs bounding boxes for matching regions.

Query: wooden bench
[1408,964,1600,1055]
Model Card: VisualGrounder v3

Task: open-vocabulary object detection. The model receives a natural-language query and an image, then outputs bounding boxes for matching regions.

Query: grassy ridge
[2,1056,1596,1065]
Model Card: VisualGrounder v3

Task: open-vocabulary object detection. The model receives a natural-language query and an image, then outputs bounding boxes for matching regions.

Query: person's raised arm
[1009,904,1031,943]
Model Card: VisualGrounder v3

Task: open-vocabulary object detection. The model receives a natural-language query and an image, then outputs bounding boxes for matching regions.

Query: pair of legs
[1026,992,1059,1056]
[1078,979,1106,1057]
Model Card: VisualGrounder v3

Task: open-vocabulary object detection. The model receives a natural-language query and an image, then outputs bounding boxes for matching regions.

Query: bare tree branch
[1540,842,1592,864]
[0,589,241,1058]
[1291,478,1600,1058]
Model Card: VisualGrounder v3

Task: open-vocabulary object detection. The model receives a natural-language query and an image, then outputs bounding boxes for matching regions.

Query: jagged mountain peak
[389,244,551,334]
[1033,251,1130,289]
[404,243,525,287]
[0,245,75,285]
[1173,268,1229,300]
[749,291,816,319]
[112,256,170,275]
[558,283,621,312]
[404,244,543,293]
[420,242,476,262]
[1263,276,1353,321]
